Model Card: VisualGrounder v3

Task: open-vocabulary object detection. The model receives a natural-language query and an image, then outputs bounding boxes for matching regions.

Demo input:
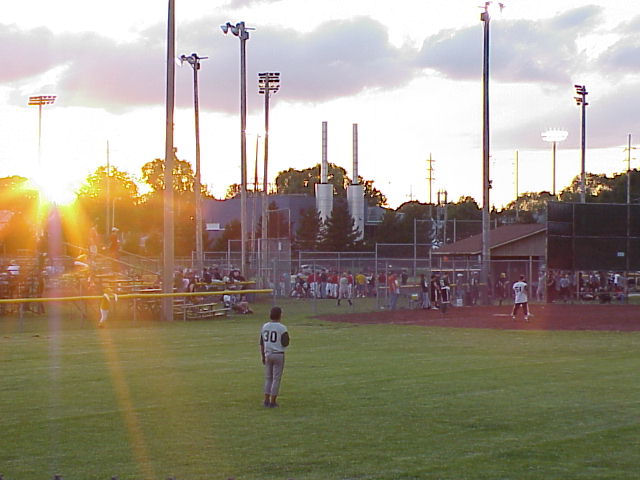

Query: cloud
[0,24,65,82]
[597,14,640,75]
[416,6,603,85]
[0,15,415,113]
[496,81,640,151]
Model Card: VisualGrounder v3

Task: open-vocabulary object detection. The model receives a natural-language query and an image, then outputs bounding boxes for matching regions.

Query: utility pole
[426,153,435,205]
[514,150,519,221]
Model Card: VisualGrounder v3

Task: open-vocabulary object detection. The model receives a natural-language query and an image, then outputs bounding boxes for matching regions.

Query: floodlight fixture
[28,95,56,106]
[541,129,568,143]
[221,21,252,40]
[480,1,505,22]
[258,72,281,94]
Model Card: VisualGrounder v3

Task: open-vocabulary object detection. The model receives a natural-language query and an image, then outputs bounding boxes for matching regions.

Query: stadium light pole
[541,129,568,197]
[180,53,208,274]
[574,84,588,203]
[28,95,56,165]
[624,134,635,205]
[258,72,280,285]
[480,2,503,305]
[162,0,176,321]
[221,21,252,276]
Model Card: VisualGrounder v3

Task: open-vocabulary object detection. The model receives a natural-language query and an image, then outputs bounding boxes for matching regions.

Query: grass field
[2,300,640,479]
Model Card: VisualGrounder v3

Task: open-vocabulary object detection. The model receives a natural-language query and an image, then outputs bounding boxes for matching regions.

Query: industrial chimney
[347,123,365,240]
[315,121,333,222]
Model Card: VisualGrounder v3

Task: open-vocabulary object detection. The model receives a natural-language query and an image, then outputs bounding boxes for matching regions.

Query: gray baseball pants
[264,352,285,396]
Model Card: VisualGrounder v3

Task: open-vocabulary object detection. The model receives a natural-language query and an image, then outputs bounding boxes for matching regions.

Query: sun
[30,170,79,206]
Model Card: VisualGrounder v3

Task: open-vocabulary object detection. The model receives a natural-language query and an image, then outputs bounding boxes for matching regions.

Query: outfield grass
[2,300,640,479]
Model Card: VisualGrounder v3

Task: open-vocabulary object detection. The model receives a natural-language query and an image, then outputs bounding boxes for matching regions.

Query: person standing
[98,288,118,328]
[429,274,440,310]
[511,275,530,322]
[387,271,400,310]
[439,276,451,314]
[419,273,430,309]
[337,272,352,306]
[260,306,290,408]
[495,273,509,306]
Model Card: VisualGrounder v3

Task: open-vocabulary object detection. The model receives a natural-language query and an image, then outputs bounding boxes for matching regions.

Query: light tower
[180,53,208,273]
[479,1,504,304]
[541,129,568,196]
[28,95,56,164]
[221,21,253,274]
[258,71,280,281]
[574,84,588,203]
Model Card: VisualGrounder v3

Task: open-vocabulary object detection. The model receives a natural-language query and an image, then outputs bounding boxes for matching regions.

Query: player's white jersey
[261,322,288,353]
[512,280,528,304]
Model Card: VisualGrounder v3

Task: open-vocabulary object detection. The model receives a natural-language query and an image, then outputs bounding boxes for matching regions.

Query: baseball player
[511,275,530,321]
[98,288,118,328]
[260,306,290,408]
[337,272,352,306]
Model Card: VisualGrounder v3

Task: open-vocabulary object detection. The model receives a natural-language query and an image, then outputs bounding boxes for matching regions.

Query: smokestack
[316,121,333,222]
[352,123,359,184]
[321,121,328,183]
[347,122,364,240]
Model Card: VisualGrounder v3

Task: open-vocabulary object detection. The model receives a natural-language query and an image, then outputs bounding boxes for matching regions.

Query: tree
[274,163,386,207]
[139,157,213,257]
[500,191,556,223]
[212,219,241,251]
[76,165,140,236]
[319,200,361,251]
[360,178,387,207]
[0,176,38,253]
[294,207,322,251]
[225,183,241,199]
[372,209,405,244]
[446,196,481,220]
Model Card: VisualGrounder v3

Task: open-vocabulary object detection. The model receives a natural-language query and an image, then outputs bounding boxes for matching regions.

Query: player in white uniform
[260,306,290,408]
[511,275,530,321]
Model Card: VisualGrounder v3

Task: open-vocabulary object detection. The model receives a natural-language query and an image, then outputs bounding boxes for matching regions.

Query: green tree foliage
[446,196,482,220]
[319,200,361,251]
[360,178,387,207]
[0,176,38,253]
[225,183,241,199]
[294,207,322,251]
[372,209,405,244]
[501,191,556,223]
[274,164,386,206]
[139,157,213,256]
[212,219,241,251]
[76,166,140,236]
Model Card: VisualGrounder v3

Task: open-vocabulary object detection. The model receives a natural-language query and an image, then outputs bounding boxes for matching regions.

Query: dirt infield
[321,303,640,331]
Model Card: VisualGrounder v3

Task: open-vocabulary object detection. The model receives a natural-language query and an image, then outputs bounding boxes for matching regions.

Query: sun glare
[30,171,78,206]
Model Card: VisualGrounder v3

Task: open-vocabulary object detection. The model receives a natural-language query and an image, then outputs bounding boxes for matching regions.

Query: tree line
[0,156,638,256]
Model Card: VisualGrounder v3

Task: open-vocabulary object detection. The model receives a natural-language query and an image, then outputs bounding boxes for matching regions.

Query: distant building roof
[436,223,546,255]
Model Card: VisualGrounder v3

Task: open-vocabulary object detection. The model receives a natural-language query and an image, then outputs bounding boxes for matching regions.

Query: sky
[1,0,640,209]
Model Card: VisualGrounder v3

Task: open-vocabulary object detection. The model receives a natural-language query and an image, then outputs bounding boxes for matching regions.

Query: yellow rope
[0,289,273,304]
